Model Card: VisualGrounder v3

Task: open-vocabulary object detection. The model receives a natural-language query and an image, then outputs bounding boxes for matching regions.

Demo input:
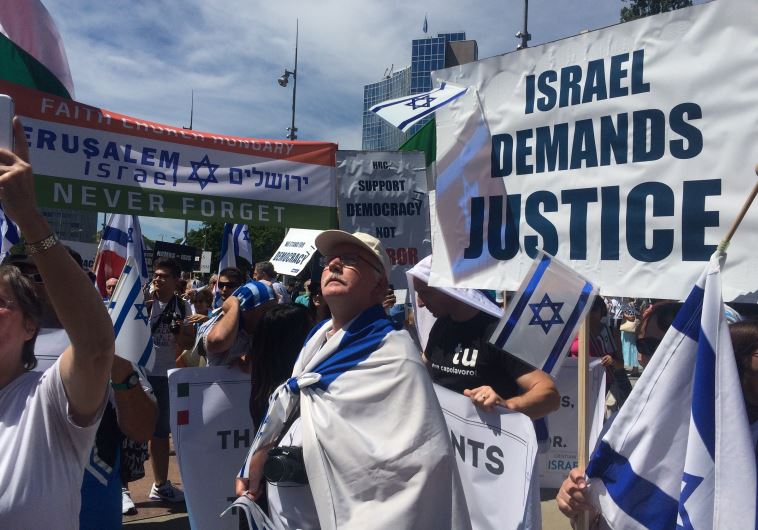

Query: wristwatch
[111,371,140,391]
[25,233,59,256]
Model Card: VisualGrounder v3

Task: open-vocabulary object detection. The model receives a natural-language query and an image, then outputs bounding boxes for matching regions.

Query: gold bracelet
[25,233,59,256]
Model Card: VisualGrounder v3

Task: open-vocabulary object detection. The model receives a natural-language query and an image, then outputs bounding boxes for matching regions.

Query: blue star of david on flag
[133,302,149,324]
[405,94,435,110]
[188,154,220,190]
[527,293,564,334]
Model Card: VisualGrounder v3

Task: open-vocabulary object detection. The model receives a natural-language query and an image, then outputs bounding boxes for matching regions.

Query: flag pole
[577,314,591,530]
[719,166,758,248]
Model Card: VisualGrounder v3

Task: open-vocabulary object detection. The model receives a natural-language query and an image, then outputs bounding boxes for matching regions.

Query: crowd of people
[2,114,758,530]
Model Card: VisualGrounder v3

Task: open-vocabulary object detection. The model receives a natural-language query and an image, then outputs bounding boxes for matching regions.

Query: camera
[263,446,308,484]
[161,311,183,335]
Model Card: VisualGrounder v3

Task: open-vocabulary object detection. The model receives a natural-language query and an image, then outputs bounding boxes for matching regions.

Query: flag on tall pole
[586,251,756,529]
[0,203,19,261]
[423,15,428,34]
[215,223,253,307]
[370,82,467,132]
[93,213,148,296]
[108,256,154,370]
[0,0,74,98]
[489,250,597,377]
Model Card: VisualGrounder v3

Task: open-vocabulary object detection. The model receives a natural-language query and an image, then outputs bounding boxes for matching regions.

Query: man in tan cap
[237,230,470,529]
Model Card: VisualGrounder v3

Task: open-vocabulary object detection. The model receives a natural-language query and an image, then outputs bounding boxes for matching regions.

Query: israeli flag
[0,203,19,261]
[108,256,154,370]
[370,82,467,132]
[215,223,253,307]
[489,250,597,377]
[586,251,756,530]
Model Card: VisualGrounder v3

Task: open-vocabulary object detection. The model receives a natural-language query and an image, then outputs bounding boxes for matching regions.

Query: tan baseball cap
[315,230,391,280]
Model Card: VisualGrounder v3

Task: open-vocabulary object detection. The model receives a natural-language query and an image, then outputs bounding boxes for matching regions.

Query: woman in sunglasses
[0,119,115,527]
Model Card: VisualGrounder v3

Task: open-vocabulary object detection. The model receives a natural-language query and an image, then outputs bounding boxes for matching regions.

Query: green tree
[621,0,692,22]
[183,222,285,275]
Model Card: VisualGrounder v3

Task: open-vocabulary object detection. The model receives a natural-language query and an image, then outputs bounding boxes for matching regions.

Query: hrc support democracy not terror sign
[2,80,338,228]
[429,0,758,301]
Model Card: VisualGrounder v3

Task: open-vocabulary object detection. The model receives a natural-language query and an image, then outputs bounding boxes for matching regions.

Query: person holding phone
[0,116,115,528]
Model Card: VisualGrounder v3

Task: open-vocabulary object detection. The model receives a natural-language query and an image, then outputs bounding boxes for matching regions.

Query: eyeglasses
[636,337,661,357]
[217,281,239,290]
[0,296,17,311]
[319,254,382,275]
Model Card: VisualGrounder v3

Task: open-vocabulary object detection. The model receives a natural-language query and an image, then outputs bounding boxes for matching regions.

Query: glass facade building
[361,32,468,150]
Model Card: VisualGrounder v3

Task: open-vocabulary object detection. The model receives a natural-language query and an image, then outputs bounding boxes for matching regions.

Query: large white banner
[434,384,539,530]
[168,367,253,530]
[430,0,758,302]
[2,80,338,227]
[538,358,606,488]
[337,150,431,289]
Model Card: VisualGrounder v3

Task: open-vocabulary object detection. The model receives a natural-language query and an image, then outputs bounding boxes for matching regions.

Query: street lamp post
[278,20,299,140]
[516,0,531,50]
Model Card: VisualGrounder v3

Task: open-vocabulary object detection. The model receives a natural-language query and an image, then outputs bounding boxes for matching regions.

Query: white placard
[337,150,431,289]
[434,384,539,530]
[538,358,606,488]
[268,228,321,276]
[168,367,253,530]
[430,1,758,302]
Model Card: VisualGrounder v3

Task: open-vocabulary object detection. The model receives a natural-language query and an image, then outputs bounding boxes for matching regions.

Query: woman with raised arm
[0,118,115,528]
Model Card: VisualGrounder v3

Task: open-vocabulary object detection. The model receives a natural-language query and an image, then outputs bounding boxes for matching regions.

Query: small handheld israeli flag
[215,223,253,307]
[489,250,597,376]
[586,251,756,529]
[108,256,154,370]
[370,82,467,132]
[0,203,19,261]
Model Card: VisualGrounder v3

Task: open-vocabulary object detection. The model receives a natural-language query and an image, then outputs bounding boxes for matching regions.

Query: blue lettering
[525,191,558,257]
[562,188,598,259]
[669,103,703,159]
[632,109,666,162]
[682,180,719,261]
[626,182,674,262]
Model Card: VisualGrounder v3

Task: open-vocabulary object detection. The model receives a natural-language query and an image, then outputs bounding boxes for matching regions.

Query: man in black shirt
[413,276,559,418]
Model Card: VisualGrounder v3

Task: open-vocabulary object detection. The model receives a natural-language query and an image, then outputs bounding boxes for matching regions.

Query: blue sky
[43,0,637,241]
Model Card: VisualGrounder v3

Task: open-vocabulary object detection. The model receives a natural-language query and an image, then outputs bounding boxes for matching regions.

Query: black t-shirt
[425,312,534,400]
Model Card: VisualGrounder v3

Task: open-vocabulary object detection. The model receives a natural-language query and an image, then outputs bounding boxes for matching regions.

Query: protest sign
[2,80,338,227]
[269,227,320,276]
[337,150,430,288]
[538,358,605,488]
[153,241,197,272]
[168,367,253,530]
[430,1,758,302]
[434,384,539,530]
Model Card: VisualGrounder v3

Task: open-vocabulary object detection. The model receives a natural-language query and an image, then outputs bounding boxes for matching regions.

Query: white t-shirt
[0,361,104,529]
[149,296,192,376]
[272,281,291,304]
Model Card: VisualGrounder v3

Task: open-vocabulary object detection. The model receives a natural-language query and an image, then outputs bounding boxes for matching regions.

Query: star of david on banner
[188,154,220,190]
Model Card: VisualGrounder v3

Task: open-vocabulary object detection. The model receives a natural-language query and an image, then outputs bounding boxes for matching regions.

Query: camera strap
[272,402,301,449]
[150,295,179,335]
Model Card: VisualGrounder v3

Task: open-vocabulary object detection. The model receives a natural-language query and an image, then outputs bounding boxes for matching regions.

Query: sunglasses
[636,337,661,357]
[217,281,239,290]
[319,254,382,275]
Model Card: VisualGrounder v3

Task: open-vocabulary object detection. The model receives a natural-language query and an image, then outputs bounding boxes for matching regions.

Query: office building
[41,207,98,243]
[362,32,478,150]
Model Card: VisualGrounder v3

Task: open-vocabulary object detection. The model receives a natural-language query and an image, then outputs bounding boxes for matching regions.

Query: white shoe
[148,480,185,503]
[122,488,137,515]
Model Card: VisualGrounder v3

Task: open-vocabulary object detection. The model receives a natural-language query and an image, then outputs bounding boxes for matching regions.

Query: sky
[43,0,634,241]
